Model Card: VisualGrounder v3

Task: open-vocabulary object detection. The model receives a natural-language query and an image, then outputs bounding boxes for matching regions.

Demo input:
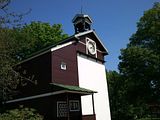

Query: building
[4,14,111,120]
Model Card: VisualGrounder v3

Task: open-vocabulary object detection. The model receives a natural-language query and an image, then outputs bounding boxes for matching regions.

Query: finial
[81,0,83,14]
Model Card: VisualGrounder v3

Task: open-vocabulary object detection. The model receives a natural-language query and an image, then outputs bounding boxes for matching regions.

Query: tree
[107,71,127,120]
[0,0,67,119]
[128,2,160,99]
[0,0,34,103]
[12,22,68,60]
[117,2,160,119]
[0,0,68,107]
[0,0,30,28]
[119,47,159,100]
[129,2,160,54]
[0,0,25,102]
[0,106,43,120]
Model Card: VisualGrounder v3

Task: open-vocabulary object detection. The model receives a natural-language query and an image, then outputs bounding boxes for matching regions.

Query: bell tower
[72,14,93,34]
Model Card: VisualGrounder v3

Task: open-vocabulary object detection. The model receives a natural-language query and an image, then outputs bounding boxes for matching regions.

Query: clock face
[87,40,96,55]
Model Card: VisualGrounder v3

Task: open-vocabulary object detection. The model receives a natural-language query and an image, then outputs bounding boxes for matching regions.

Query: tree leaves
[12,22,68,60]
[129,3,160,54]
[108,2,160,120]
[0,106,43,120]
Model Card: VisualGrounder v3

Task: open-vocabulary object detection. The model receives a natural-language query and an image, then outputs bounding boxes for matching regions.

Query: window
[57,101,68,117]
[61,62,67,70]
[69,100,80,112]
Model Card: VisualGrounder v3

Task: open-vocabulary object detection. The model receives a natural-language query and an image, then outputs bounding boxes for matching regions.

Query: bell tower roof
[72,14,93,34]
[72,14,93,23]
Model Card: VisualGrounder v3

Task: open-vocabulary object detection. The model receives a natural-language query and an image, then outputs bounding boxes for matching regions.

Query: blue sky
[10,0,159,71]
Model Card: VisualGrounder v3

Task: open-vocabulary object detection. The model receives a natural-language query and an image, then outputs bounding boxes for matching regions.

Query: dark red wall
[16,33,105,96]
[51,42,79,86]
[51,35,105,86]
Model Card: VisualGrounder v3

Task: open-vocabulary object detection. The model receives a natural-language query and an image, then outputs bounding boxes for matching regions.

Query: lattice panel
[57,101,68,117]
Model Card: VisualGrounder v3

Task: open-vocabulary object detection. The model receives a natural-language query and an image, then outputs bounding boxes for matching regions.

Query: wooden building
[4,14,111,120]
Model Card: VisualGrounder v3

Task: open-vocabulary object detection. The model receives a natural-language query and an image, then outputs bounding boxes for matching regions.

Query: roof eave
[75,30,109,54]
[72,14,93,23]
[16,35,77,65]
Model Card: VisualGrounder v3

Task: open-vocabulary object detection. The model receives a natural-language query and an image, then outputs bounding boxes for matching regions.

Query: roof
[51,83,97,95]
[72,14,93,23]
[4,83,96,104]
[17,35,76,64]
[18,30,108,65]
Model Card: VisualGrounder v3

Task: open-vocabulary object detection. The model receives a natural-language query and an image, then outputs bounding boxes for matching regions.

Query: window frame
[57,101,68,117]
[60,62,67,70]
[69,100,80,112]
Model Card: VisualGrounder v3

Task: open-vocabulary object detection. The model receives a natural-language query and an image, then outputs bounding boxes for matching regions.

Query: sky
[10,0,159,71]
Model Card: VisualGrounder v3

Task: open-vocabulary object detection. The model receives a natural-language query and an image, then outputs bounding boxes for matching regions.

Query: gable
[74,30,108,55]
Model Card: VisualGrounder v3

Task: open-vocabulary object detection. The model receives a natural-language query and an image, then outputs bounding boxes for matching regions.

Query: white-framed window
[69,100,80,112]
[60,62,67,70]
[57,101,68,117]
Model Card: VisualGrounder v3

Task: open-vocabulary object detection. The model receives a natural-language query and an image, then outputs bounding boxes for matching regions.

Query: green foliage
[107,71,126,120]
[138,118,160,120]
[0,28,21,101]
[119,46,159,102]
[108,2,160,120]
[119,2,160,102]
[13,22,68,59]
[127,2,160,100]
[129,2,160,54]
[0,0,31,102]
[0,0,28,28]
[0,1,68,119]
[0,0,68,104]
[0,106,43,120]
[107,70,148,120]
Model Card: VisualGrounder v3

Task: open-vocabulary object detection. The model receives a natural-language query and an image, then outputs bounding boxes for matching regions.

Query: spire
[81,0,83,14]
[72,14,93,34]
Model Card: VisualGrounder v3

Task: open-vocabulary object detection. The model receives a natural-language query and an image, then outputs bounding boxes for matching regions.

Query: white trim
[57,101,68,117]
[97,49,104,53]
[79,41,86,45]
[75,30,94,38]
[79,41,107,54]
[16,36,75,65]
[60,62,67,70]
[4,91,66,104]
[17,30,107,65]
[51,41,74,52]
[72,14,93,23]
[92,31,109,54]
[17,41,74,65]
[75,30,109,54]
[4,90,93,104]
[69,100,80,112]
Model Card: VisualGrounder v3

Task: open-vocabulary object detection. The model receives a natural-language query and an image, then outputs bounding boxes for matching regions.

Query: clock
[87,39,96,55]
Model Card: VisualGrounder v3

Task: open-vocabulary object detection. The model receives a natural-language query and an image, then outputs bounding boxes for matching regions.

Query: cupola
[72,14,93,34]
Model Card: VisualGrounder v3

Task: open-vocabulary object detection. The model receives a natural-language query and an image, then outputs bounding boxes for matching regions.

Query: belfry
[72,14,92,33]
